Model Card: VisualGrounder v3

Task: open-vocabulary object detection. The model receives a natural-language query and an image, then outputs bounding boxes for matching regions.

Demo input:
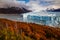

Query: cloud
[26,0,49,11]
[26,0,60,11]
[0,0,28,8]
[26,1,46,11]
[0,0,60,12]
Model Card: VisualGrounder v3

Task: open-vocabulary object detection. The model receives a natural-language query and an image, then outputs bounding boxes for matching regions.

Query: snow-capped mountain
[46,8,60,12]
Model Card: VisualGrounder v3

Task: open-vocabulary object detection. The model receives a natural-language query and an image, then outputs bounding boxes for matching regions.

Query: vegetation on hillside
[0,18,60,40]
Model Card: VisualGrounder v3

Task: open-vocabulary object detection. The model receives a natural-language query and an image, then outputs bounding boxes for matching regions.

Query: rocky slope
[0,7,31,14]
[0,18,60,40]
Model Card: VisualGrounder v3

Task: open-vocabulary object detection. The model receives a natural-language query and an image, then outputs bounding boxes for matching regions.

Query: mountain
[0,7,32,14]
[46,8,60,12]
[0,18,60,40]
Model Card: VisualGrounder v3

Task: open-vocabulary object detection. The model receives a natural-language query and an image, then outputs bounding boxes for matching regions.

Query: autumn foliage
[0,18,60,40]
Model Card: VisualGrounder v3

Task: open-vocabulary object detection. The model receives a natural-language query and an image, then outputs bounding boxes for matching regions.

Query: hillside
[0,18,60,40]
[0,7,31,14]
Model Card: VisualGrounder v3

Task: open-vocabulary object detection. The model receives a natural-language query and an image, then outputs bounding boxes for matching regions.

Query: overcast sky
[0,0,60,11]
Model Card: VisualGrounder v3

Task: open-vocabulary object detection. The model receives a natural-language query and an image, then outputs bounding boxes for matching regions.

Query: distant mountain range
[0,7,32,14]
[46,8,60,12]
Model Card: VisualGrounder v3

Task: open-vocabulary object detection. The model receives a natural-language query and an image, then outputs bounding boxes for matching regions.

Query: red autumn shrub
[0,18,60,40]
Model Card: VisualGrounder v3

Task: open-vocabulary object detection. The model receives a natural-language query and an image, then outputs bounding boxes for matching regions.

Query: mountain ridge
[0,7,32,14]
[46,8,60,12]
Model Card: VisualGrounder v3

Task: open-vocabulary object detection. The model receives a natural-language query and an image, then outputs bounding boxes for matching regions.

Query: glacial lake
[0,11,60,27]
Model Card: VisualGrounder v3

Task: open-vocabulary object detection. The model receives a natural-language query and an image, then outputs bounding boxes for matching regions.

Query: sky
[0,0,60,11]
[17,0,29,3]
[18,0,60,11]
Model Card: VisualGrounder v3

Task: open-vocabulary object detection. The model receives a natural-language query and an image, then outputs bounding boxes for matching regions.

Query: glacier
[23,11,60,27]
